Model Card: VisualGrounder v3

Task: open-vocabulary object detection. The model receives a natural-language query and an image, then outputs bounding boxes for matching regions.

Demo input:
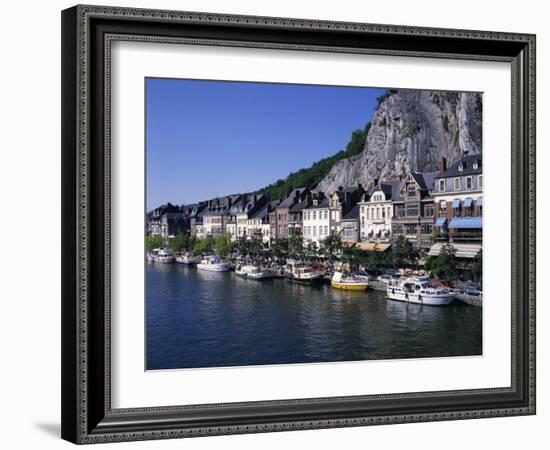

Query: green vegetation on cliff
[257,122,371,200]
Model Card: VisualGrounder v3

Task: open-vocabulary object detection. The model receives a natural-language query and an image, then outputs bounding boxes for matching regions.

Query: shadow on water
[146,263,482,370]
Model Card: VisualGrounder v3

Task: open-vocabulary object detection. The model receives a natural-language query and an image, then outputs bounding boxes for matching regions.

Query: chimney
[373,178,379,188]
[439,157,447,174]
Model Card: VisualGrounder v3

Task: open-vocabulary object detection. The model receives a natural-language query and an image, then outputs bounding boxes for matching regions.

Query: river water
[146,263,482,370]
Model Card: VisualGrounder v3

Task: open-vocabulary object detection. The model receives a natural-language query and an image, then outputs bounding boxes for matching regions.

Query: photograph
[145,79,484,371]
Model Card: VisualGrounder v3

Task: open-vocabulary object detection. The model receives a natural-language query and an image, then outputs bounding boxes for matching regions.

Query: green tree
[146,235,164,251]
[320,234,342,262]
[193,236,214,254]
[271,238,288,260]
[426,244,457,280]
[304,241,318,261]
[392,235,416,268]
[288,231,304,260]
[168,232,191,252]
[471,249,482,283]
[342,247,367,271]
[214,233,233,257]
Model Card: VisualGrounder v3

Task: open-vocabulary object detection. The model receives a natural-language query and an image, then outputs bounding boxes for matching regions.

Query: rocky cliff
[314,90,482,193]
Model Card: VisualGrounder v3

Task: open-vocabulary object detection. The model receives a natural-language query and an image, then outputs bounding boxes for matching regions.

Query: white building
[359,180,400,242]
[302,197,331,246]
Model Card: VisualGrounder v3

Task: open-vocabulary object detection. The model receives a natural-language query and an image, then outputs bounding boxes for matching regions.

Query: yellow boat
[331,271,369,291]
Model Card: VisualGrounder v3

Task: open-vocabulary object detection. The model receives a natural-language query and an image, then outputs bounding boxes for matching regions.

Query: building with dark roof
[391,171,437,249]
[328,185,365,237]
[431,156,483,257]
[358,179,400,242]
[340,204,361,243]
[146,203,189,238]
[274,188,310,239]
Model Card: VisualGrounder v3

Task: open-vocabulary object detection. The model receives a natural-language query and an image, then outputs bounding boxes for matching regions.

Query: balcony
[434,230,482,243]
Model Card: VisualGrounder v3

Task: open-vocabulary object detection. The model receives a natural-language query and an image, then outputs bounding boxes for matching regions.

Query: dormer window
[439,179,446,192]
[473,161,479,170]
[458,162,464,171]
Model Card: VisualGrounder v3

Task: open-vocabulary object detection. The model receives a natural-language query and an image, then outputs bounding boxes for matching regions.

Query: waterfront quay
[146,262,482,370]
[147,155,483,284]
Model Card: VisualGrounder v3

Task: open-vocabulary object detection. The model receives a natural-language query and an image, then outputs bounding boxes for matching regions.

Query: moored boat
[235,264,273,280]
[387,276,455,306]
[285,262,325,284]
[331,271,369,291]
[454,283,483,307]
[154,248,175,263]
[175,252,201,265]
[197,255,231,272]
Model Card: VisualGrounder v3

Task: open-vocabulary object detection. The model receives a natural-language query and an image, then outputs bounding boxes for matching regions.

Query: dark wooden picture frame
[61,4,536,444]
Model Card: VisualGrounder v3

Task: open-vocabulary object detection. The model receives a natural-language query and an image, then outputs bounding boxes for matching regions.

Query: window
[439,179,446,192]
[366,209,370,219]
[454,177,461,190]
[439,200,447,216]
[313,226,317,236]
[387,206,391,218]
[313,211,317,220]
[324,226,328,236]
[466,176,472,189]
[408,187,416,197]
[458,162,463,171]
[382,208,385,218]
[324,210,328,220]
[479,175,483,189]
[406,205,419,217]
[425,205,434,217]
[406,224,417,235]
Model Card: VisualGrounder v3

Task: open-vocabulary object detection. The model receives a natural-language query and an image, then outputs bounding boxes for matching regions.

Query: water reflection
[146,264,482,370]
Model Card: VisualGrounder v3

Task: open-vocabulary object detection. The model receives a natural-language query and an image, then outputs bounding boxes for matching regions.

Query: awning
[452,199,461,208]
[435,218,447,227]
[356,242,391,252]
[428,242,481,259]
[463,198,473,208]
[476,197,483,207]
[448,217,482,229]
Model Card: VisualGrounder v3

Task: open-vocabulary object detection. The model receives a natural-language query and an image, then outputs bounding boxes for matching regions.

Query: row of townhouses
[147,155,483,259]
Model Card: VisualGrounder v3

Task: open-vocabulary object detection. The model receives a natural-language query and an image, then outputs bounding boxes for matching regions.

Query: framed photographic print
[61,4,536,444]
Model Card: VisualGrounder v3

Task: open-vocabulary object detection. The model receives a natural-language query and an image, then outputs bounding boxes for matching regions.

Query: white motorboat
[154,248,175,263]
[146,249,158,262]
[285,262,325,284]
[387,276,455,306]
[235,264,273,280]
[197,255,231,272]
[175,252,201,265]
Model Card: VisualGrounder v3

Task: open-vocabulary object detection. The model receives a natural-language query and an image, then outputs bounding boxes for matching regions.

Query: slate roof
[435,154,482,179]
[342,204,360,221]
[278,187,307,208]
[305,198,330,209]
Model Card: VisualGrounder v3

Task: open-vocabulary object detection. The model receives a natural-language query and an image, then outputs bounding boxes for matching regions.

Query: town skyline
[146,78,386,208]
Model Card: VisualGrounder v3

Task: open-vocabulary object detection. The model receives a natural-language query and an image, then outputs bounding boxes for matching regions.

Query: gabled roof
[278,187,308,208]
[435,154,483,179]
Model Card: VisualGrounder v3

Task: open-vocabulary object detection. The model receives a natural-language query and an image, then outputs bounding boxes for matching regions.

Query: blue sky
[146,78,386,208]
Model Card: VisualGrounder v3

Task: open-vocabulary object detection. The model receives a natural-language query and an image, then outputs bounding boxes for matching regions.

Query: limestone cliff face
[315,90,482,193]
